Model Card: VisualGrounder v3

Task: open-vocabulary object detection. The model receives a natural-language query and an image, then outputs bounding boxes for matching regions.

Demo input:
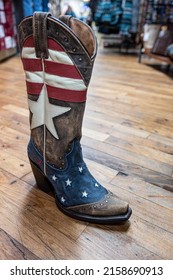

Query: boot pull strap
[58,15,72,27]
[33,12,51,59]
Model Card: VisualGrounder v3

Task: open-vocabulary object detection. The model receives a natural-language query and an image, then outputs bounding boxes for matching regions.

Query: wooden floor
[0,49,173,260]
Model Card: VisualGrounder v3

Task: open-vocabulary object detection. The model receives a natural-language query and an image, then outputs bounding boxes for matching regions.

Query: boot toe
[67,191,129,217]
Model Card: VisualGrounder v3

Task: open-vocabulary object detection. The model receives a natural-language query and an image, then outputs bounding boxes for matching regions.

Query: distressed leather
[18,13,96,168]
[18,15,96,86]
[59,15,96,57]
[33,12,51,59]
[67,192,129,216]
[29,98,85,168]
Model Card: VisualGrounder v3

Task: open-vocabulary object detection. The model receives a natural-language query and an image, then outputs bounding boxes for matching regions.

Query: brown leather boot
[18,12,132,224]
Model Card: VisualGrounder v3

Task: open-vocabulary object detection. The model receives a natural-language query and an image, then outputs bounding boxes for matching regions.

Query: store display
[145,0,173,25]
[143,23,160,49]
[18,12,132,224]
[90,0,142,51]
[0,0,16,61]
[94,0,141,35]
[138,0,173,66]
[151,24,173,56]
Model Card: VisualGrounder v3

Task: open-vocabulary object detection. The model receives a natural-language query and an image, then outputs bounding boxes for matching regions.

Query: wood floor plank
[106,131,173,155]
[2,104,28,117]
[84,117,173,156]
[106,181,173,235]
[82,137,173,176]
[79,222,163,260]
[0,228,39,260]
[86,99,173,139]
[82,144,173,191]
[148,133,173,148]
[88,92,173,121]
[111,173,173,210]
[83,127,109,142]
[106,136,173,165]
[0,150,30,177]
[85,111,151,138]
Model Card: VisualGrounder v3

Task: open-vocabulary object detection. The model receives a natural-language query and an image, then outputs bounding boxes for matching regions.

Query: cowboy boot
[18,12,132,224]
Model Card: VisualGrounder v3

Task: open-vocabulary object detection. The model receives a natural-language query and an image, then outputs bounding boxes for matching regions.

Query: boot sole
[30,158,132,224]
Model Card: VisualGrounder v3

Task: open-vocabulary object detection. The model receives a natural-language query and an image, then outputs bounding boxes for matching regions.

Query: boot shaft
[18,13,97,169]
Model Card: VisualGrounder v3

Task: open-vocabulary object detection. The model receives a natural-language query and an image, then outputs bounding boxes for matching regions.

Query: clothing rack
[90,0,173,53]
[138,0,173,68]
[0,0,17,61]
[145,0,173,24]
[90,0,142,52]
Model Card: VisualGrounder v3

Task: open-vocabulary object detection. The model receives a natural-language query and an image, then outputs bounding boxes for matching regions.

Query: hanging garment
[130,0,141,34]
[120,0,133,35]
[145,0,173,24]
[94,0,122,26]
[89,0,99,18]
[22,0,49,17]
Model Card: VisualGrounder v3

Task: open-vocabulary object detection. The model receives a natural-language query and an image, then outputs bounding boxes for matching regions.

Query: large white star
[28,85,71,139]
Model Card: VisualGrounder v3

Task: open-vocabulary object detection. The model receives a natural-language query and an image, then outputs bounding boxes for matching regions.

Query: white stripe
[25,71,43,83]
[22,47,73,65]
[25,71,86,91]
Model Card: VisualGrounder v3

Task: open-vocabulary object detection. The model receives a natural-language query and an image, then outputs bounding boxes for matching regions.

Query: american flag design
[21,36,87,103]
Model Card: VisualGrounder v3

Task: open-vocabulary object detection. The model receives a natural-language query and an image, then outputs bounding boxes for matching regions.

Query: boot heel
[29,159,52,193]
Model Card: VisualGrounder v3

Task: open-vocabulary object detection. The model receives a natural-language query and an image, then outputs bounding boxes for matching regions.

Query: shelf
[138,47,173,65]
[144,48,173,64]
[0,47,17,62]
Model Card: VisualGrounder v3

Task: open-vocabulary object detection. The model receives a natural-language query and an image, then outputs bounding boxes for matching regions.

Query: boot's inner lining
[68,18,95,58]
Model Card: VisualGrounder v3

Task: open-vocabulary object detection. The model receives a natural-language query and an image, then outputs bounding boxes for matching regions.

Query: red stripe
[23,36,65,52]
[23,36,34,47]
[26,81,43,95]
[47,85,87,102]
[22,58,42,71]
[44,60,81,79]
[47,39,65,51]
[26,82,87,102]
[22,58,82,80]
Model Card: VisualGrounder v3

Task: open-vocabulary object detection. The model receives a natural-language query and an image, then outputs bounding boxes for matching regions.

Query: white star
[82,191,88,198]
[95,183,99,187]
[61,196,66,203]
[28,85,71,140]
[66,178,72,186]
[78,167,83,173]
[52,174,57,181]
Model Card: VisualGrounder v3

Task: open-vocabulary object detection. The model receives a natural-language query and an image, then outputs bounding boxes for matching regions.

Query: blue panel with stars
[28,138,108,207]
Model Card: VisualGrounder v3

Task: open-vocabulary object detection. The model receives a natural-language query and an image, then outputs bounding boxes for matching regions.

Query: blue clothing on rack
[23,0,49,17]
